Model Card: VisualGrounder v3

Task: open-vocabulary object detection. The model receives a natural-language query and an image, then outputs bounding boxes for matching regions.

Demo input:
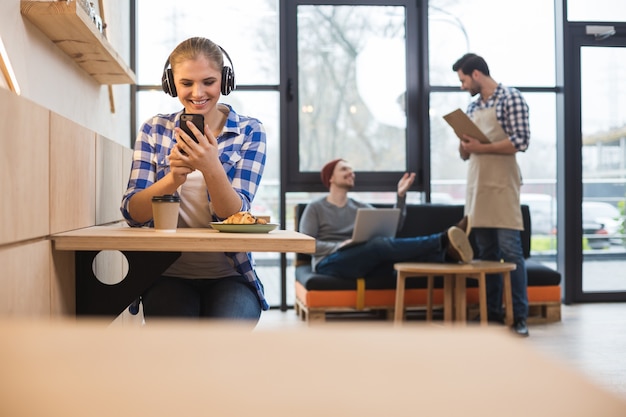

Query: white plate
[209,222,279,233]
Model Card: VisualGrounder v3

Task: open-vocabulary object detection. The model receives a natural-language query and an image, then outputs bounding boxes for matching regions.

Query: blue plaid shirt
[467,84,530,151]
[121,104,269,310]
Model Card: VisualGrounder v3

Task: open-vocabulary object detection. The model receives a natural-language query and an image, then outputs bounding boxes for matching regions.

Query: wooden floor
[256,302,626,399]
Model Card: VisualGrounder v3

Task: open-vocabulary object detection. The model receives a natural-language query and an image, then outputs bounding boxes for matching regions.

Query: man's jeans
[316,234,445,279]
[472,228,528,320]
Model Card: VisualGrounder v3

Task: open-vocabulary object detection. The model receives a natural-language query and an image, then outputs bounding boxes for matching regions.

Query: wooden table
[51,224,315,317]
[393,261,516,326]
[2,319,626,417]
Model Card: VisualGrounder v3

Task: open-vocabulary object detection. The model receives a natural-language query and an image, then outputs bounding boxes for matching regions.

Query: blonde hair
[169,37,224,72]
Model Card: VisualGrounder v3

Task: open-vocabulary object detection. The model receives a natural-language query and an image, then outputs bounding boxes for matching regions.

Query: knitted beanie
[320,158,344,189]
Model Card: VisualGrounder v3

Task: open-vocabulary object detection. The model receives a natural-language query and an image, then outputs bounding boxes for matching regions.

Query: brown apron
[465,107,523,230]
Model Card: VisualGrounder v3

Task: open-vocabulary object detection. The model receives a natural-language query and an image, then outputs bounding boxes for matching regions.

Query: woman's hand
[173,118,242,218]
[175,120,220,173]
[168,145,194,187]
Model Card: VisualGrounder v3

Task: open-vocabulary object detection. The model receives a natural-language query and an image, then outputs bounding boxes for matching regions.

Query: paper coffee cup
[152,195,180,232]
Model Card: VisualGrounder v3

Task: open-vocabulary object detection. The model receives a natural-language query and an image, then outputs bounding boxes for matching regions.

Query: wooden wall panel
[0,89,132,318]
[96,135,124,224]
[0,240,51,317]
[0,88,50,245]
[49,113,96,234]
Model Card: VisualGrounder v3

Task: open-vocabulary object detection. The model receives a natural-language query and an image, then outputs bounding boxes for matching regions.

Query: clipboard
[443,108,490,144]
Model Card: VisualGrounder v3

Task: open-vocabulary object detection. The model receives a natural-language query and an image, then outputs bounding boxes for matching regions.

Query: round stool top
[394,260,516,274]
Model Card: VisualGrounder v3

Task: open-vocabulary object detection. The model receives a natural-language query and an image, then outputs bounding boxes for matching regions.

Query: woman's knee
[142,277,200,317]
[202,277,262,320]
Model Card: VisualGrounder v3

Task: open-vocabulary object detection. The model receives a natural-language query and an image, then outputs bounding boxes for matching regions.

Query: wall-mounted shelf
[20,0,135,85]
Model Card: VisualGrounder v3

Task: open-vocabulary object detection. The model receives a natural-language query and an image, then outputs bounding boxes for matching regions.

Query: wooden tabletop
[2,319,626,417]
[51,225,315,253]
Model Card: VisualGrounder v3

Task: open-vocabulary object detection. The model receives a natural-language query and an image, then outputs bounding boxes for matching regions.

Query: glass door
[580,45,626,295]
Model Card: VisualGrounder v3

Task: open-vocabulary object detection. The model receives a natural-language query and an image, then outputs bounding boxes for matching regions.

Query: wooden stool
[394,261,516,326]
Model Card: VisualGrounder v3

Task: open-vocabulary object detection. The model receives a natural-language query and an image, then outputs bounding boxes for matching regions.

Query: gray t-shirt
[299,196,406,270]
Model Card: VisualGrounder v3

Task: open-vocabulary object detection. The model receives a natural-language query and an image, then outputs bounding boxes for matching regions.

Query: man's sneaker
[446,226,473,263]
[512,318,529,337]
[455,215,471,236]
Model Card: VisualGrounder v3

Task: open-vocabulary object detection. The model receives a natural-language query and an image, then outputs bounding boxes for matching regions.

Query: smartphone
[180,113,204,143]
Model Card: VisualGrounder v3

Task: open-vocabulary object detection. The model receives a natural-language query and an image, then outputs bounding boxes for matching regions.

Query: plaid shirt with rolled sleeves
[120,104,269,310]
[467,84,530,151]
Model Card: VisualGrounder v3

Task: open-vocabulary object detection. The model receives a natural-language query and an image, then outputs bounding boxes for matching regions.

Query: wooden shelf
[21,0,135,85]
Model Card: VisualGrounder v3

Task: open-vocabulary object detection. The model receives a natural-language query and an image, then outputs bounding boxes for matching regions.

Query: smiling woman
[134,0,282,306]
[121,35,271,323]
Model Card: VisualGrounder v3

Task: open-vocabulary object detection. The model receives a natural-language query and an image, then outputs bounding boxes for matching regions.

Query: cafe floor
[256,302,626,399]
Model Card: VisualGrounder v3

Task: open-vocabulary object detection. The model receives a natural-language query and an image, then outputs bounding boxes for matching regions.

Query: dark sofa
[294,203,562,324]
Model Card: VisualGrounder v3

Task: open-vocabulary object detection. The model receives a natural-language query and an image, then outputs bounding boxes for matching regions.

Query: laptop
[340,208,401,250]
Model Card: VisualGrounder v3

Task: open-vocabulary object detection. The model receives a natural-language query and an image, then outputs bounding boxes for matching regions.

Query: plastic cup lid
[152,194,180,202]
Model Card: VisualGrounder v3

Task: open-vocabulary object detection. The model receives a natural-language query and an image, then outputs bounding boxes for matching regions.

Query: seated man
[299,158,472,280]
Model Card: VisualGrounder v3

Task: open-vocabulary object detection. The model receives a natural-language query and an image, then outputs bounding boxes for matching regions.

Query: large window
[296,5,408,172]
[429,1,556,87]
[428,0,558,261]
[134,0,279,128]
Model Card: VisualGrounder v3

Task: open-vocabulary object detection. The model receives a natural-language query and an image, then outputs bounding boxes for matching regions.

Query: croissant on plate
[223,211,268,225]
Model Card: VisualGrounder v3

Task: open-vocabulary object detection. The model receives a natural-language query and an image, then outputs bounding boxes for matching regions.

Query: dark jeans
[472,228,529,320]
[142,274,262,324]
[315,234,446,279]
